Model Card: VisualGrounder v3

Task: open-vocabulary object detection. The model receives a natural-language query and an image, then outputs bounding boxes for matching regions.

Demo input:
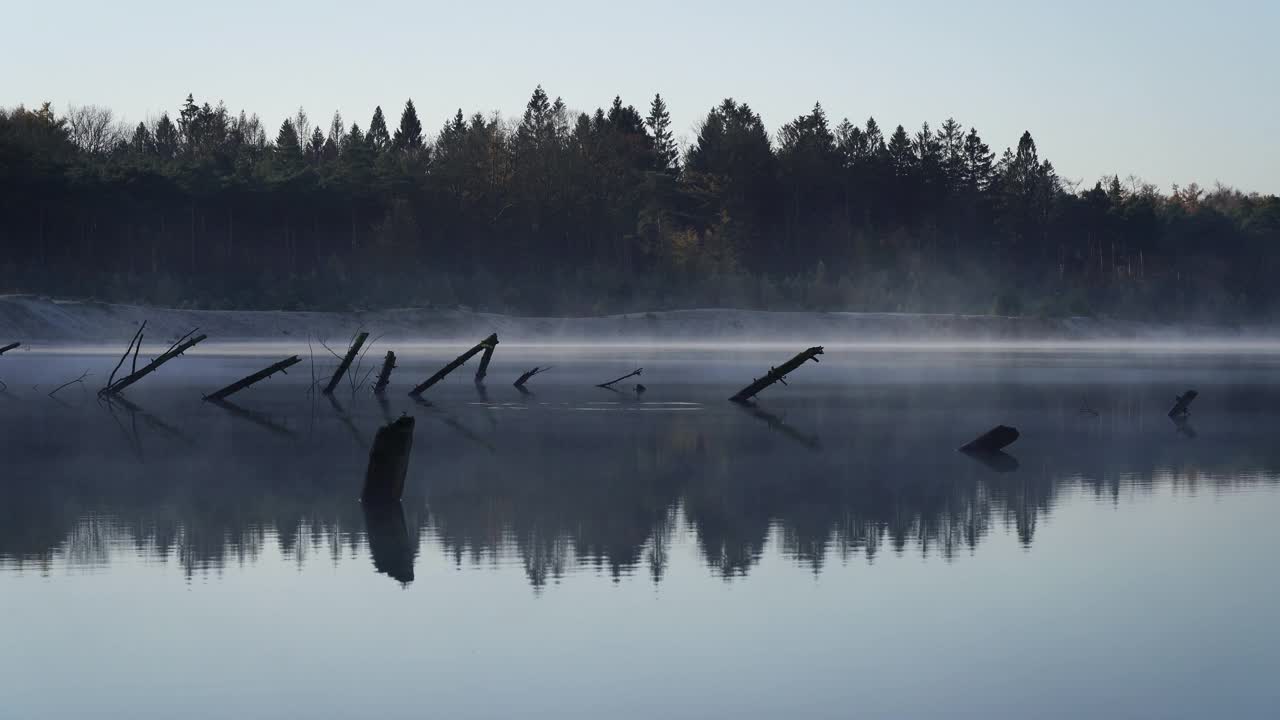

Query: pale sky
[6,0,1277,193]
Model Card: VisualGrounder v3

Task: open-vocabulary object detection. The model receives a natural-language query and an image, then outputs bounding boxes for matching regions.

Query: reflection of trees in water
[4,398,1280,588]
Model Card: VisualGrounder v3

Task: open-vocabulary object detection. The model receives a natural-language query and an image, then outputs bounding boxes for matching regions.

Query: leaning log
[960,425,1020,453]
[323,332,369,395]
[203,356,301,402]
[373,351,397,394]
[363,415,416,502]
[99,330,206,397]
[408,334,498,397]
[0,342,19,355]
[1168,390,1198,417]
[597,368,642,389]
[729,346,824,403]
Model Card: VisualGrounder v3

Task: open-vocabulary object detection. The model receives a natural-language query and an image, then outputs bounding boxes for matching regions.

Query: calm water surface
[2,346,1279,719]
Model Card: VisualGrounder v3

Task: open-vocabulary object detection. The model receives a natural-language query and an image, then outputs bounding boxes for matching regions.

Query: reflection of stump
[362,502,415,584]
[960,425,1019,453]
[362,416,415,502]
[1168,390,1198,418]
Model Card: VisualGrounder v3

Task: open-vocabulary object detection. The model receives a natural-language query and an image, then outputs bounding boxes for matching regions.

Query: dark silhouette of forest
[3,89,1278,320]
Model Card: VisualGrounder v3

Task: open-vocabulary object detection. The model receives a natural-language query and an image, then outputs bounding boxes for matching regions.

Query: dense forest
[2,89,1278,320]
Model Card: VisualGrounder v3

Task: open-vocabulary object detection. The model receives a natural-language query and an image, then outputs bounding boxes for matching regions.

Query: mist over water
[3,347,1280,719]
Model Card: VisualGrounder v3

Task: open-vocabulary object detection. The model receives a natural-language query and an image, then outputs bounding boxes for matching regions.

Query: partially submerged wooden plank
[323,332,369,395]
[729,346,823,403]
[363,415,415,502]
[959,425,1020,453]
[99,328,206,397]
[0,342,19,355]
[475,344,496,383]
[408,333,498,397]
[373,351,397,394]
[513,366,550,388]
[203,356,301,402]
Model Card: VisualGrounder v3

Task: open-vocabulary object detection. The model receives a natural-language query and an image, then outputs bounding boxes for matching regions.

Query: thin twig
[49,370,92,398]
[107,321,146,389]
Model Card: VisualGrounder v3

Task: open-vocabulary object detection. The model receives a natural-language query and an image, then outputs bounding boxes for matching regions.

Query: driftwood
[729,346,824,403]
[597,368,642,389]
[100,328,206,397]
[1168,390,1198,417]
[323,332,369,395]
[0,342,19,355]
[373,351,397,394]
[48,370,92,398]
[203,356,301,402]
[960,425,1020,453]
[363,415,415,502]
[409,334,499,397]
[513,366,551,388]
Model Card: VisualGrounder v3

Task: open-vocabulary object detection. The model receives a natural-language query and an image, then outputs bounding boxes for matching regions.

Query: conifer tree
[646,93,678,171]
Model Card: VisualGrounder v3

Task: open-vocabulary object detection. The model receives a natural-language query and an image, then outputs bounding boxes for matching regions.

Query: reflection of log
[738,402,821,451]
[513,366,549,388]
[323,332,369,395]
[208,398,295,438]
[1171,415,1197,439]
[962,449,1019,473]
[363,416,415,502]
[0,342,19,355]
[1168,390,1198,417]
[203,356,301,401]
[475,344,496,383]
[597,368,642,389]
[100,329,206,396]
[729,346,823,403]
[362,502,415,584]
[409,334,498,397]
[373,351,397,394]
[960,425,1020,453]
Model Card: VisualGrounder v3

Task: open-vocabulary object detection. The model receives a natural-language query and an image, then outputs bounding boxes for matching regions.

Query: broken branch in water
[48,370,92,398]
[105,322,146,389]
[513,366,551,388]
[203,356,302,402]
[100,326,205,397]
[729,346,823,403]
[0,342,20,355]
[596,368,642,389]
[373,351,397,394]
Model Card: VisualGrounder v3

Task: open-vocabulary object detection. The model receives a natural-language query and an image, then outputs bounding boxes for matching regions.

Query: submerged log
[729,346,824,403]
[513,366,550,388]
[203,356,301,402]
[362,415,416,502]
[408,333,498,396]
[597,368,642,389]
[99,328,206,397]
[0,342,19,355]
[373,351,397,394]
[323,331,369,395]
[1168,390,1198,417]
[959,425,1020,453]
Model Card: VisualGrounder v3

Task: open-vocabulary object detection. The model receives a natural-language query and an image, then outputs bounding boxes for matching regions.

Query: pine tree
[275,118,301,156]
[887,125,913,177]
[153,113,179,160]
[961,127,993,192]
[367,106,391,152]
[646,93,678,171]
[392,99,424,153]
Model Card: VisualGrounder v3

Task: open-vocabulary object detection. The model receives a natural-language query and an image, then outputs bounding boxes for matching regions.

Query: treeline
[2,89,1278,319]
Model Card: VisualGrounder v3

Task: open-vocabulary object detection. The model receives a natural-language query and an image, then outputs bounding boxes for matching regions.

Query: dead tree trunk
[373,351,397,394]
[99,329,206,397]
[729,346,824,403]
[363,415,415,502]
[409,334,498,397]
[0,342,19,355]
[203,356,301,402]
[475,343,496,383]
[323,331,369,395]
[597,368,643,389]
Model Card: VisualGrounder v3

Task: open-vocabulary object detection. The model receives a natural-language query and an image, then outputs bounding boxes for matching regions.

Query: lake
[2,345,1279,719]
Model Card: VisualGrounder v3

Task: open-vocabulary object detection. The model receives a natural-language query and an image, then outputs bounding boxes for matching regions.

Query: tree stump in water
[1168,390,1198,417]
[362,415,415,502]
[959,425,1020,453]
